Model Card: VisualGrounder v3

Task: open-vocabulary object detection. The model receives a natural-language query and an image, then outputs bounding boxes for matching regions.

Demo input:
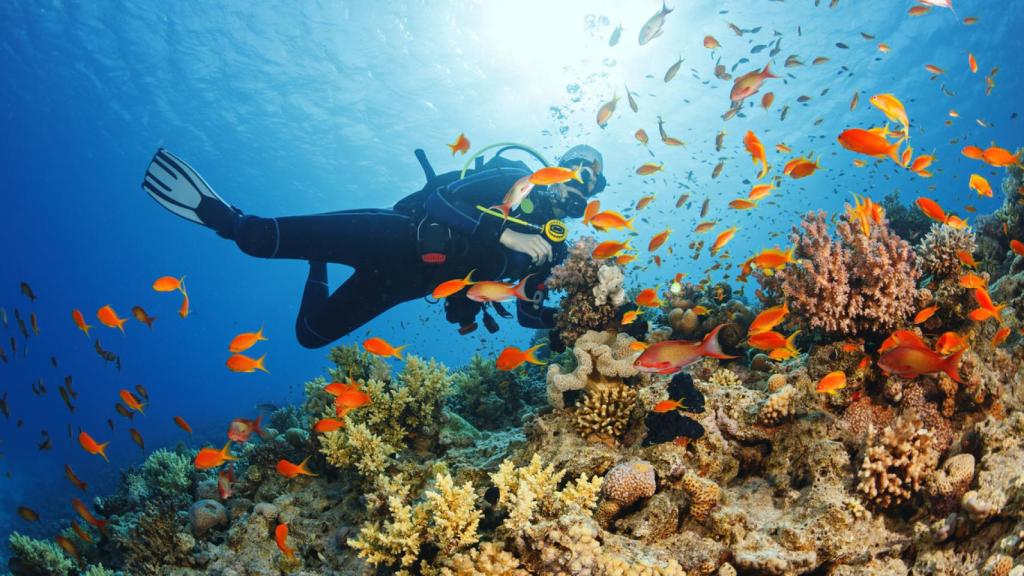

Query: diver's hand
[499,229,552,265]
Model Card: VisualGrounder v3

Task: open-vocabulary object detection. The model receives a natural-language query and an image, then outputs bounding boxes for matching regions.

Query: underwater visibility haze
[1,0,1023,574]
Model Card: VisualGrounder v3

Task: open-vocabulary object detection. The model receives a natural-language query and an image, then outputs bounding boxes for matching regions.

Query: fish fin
[943,348,965,384]
[701,324,739,359]
[525,343,547,365]
[256,354,270,374]
[298,456,318,477]
[626,217,636,231]
[393,345,408,360]
[513,273,536,301]
[221,441,237,461]
[463,269,476,284]
[762,62,778,78]
[99,442,110,463]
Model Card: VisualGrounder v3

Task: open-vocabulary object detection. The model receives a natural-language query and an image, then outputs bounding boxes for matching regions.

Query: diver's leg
[295,269,413,349]
[233,209,416,268]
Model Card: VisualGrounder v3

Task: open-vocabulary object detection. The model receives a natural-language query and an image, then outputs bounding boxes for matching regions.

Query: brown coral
[916,223,977,280]
[547,237,622,344]
[925,453,975,516]
[777,210,919,336]
[756,384,797,426]
[573,381,638,446]
[596,460,657,527]
[546,330,641,409]
[857,416,939,509]
[682,471,720,522]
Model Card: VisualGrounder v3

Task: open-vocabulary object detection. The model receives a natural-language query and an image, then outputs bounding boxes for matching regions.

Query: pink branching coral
[547,237,622,344]
[777,211,920,336]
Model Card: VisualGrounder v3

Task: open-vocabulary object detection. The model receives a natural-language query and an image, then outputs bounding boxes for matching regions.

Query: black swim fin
[142,148,241,237]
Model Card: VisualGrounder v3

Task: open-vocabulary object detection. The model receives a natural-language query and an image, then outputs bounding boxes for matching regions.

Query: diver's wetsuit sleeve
[516,270,557,329]
[424,170,528,246]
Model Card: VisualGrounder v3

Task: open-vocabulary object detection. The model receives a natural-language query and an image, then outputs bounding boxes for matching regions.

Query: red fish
[635,288,662,308]
[648,229,671,252]
[227,416,263,443]
[119,389,145,415]
[64,464,88,492]
[275,523,295,559]
[592,240,634,260]
[131,306,156,329]
[173,416,193,435]
[913,305,939,325]
[71,497,107,533]
[495,343,546,371]
[634,325,737,374]
[447,133,470,155]
[218,466,234,499]
[71,309,92,337]
[837,129,901,163]
[529,166,583,186]
[710,227,738,255]
[878,344,964,383]
[730,63,778,103]
[934,332,967,355]
[313,418,345,433]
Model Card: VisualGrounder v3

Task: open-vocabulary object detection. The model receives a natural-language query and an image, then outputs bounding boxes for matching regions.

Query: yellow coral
[424,473,482,556]
[348,493,427,568]
[438,542,528,576]
[572,381,637,445]
[491,455,603,535]
[683,471,720,521]
[319,422,395,479]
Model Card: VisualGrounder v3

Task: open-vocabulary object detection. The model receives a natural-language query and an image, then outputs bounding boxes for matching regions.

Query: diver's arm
[424,171,523,245]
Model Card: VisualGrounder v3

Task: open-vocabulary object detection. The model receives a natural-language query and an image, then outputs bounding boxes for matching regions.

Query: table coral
[857,416,939,509]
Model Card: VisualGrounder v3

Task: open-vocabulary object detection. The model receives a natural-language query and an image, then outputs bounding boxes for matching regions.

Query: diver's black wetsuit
[230,157,565,348]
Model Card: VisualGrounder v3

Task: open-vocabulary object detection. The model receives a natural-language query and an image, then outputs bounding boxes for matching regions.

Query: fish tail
[762,62,778,78]
[463,269,476,284]
[256,354,270,374]
[888,140,903,165]
[257,324,267,341]
[490,203,511,221]
[253,414,264,437]
[447,143,458,154]
[525,343,547,365]
[393,345,408,360]
[299,456,318,476]
[626,217,636,231]
[572,165,584,184]
[701,324,739,359]
[83,324,92,337]
[221,441,237,461]
[513,273,536,302]
[98,442,110,463]
[943,348,965,384]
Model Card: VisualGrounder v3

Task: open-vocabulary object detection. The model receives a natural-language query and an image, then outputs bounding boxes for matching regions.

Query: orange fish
[729,199,758,210]
[596,95,620,128]
[768,331,801,360]
[837,129,901,163]
[78,431,109,462]
[334,387,372,418]
[466,276,534,303]
[70,520,92,543]
[878,43,891,53]
[878,343,964,383]
[227,353,269,373]
[635,195,656,210]
[748,183,774,201]
[64,464,88,492]
[963,16,978,24]
[96,305,127,333]
[747,330,788,351]
[743,131,770,179]
[173,416,193,435]
[432,270,476,299]
[17,506,39,522]
[628,341,648,351]
[634,129,650,147]
[841,341,863,353]
[971,288,1007,324]
[879,329,927,354]
[195,441,236,469]
[968,52,977,74]
[749,302,788,335]
[447,133,470,155]
[589,210,636,231]
[761,92,774,110]
[130,306,156,329]
[313,418,345,433]
[129,427,145,450]
[529,165,583,186]
[710,227,738,255]
[652,399,687,413]
[495,343,545,371]
[959,273,987,289]
[275,523,295,559]
[924,64,945,75]
[152,275,186,293]
[915,197,950,225]
[751,247,795,272]
[71,497,107,533]
[648,229,671,252]
[949,109,959,118]
[635,288,662,308]
[583,199,601,225]
[636,162,664,176]
[1010,239,1024,256]
[491,175,535,221]
[775,143,792,153]
[634,324,737,374]
[228,416,263,442]
[908,5,931,15]
[934,332,967,356]
[730,63,778,103]
[229,326,268,353]
[218,466,234,499]
[363,337,409,360]
[592,240,633,260]
[992,327,1011,346]
[782,157,821,179]
[694,221,717,234]
[909,154,934,174]
[703,35,720,49]
[72,309,92,337]
[616,254,637,266]
[179,290,190,319]
[913,305,939,325]
[119,389,145,415]
[621,310,643,325]
[869,93,909,133]
[276,456,318,478]
[981,146,1023,168]
[815,371,847,395]
[969,174,993,197]
[54,535,80,562]
[956,250,977,268]
[961,145,984,160]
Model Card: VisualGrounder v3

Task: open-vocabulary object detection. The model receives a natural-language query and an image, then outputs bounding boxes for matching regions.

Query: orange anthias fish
[152,275,186,293]
[704,35,720,49]
[648,229,671,252]
[957,250,978,268]
[229,326,268,353]
[432,270,476,299]
[70,520,92,543]
[934,332,968,356]
[195,441,236,469]
[218,466,234,499]
[496,343,545,371]
[959,273,987,289]
[635,288,663,308]
[652,398,688,413]
[970,287,1007,324]
[313,418,345,433]
[747,330,789,351]
[72,309,92,337]
[815,371,847,395]
[878,342,964,383]
[768,331,801,360]
[969,174,993,197]
[749,303,788,335]
[227,353,269,373]
[466,276,534,303]
[968,52,978,73]
[96,305,128,333]
[71,497,107,533]
[761,92,774,110]
[173,416,193,435]
[621,310,643,325]
[635,195,656,210]
[179,290,191,319]
[980,146,1023,168]
[730,63,778,103]
[961,145,984,160]
[119,389,145,415]
[743,131,770,179]
[635,129,649,146]
[447,133,470,155]
[992,327,1011,347]
[362,336,409,359]
[129,428,145,450]
[1011,239,1024,256]
[492,176,535,220]
[710,227,738,256]
[334,387,372,418]
[130,306,156,329]
[596,95,620,128]
[695,221,717,234]
[529,166,583,186]
[583,200,601,226]
[748,183,774,201]
[913,305,940,325]
[276,456,318,478]
[592,240,633,260]
[751,247,795,272]
[78,431,109,462]
[636,162,664,176]
[17,506,39,522]
[924,64,945,75]
[868,94,909,134]
[275,523,295,559]
[729,199,758,210]
[64,464,88,491]
[837,129,901,163]
[908,5,931,16]
[783,157,822,179]
[634,325,737,374]
[589,211,636,231]
[915,197,961,228]
[616,254,637,266]
[228,416,264,443]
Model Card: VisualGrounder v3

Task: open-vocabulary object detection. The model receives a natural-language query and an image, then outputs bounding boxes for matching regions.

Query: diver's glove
[499,229,553,265]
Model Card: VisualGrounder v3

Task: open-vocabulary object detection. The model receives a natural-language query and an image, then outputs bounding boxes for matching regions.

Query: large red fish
[634,325,737,374]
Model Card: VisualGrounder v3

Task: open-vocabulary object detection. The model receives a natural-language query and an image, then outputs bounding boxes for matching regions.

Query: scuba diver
[141,143,607,349]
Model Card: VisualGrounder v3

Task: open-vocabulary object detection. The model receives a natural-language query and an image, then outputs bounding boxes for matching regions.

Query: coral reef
[916,223,977,280]
[7,532,75,576]
[778,210,920,336]
[857,415,939,509]
[450,353,544,431]
[545,330,643,409]
[547,237,624,344]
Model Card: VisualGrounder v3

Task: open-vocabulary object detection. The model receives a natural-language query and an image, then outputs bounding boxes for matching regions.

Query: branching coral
[450,353,542,430]
[778,210,919,336]
[857,416,939,509]
[572,381,638,445]
[124,448,192,507]
[319,421,396,480]
[491,454,603,537]
[8,532,76,576]
[756,384,797,426]
[113,505,190,576]
[916,223,977,280]
[547,237,623,344]
[439,542,528,575]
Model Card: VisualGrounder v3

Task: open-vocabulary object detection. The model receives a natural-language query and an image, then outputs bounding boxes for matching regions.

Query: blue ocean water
[0,0,1020,557]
